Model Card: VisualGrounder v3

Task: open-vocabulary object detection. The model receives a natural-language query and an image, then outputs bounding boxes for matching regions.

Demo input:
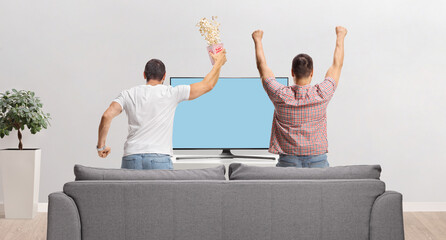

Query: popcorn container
[207,43,224,65]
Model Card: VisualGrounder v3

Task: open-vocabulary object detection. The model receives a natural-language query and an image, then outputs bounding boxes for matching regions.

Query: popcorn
[197,16,224,65]
[196,16,221,45]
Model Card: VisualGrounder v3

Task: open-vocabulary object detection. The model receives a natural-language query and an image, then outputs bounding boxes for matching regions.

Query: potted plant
[0,89,50,219]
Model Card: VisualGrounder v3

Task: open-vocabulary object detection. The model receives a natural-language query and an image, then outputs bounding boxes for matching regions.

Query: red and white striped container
[207,43,224,65]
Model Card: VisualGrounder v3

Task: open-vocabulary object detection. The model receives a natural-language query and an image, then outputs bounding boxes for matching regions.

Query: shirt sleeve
[173,85,191,103]
[315,77,337,100]
[262,77,288,103]
[113,91,126,111]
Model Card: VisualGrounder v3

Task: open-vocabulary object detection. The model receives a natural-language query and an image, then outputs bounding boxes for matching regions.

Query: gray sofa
[47,164,404,240]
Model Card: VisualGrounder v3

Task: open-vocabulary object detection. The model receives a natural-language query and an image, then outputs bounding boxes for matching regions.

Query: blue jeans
[276,153,329,168]
[121,153,173,170]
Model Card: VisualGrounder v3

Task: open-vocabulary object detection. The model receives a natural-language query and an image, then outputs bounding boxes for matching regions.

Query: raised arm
[325,26,347,85]
[252,30,275,81]
[189,50,227,100]
[97,102,122,158]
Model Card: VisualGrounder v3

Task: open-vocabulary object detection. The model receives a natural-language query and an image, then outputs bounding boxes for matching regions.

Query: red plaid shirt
[262,77,337,156]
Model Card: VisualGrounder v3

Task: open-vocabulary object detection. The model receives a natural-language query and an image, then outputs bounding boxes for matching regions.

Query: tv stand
[175,149,276,160]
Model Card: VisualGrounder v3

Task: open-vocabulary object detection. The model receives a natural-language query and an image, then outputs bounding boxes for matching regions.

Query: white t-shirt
[113,84,190,156]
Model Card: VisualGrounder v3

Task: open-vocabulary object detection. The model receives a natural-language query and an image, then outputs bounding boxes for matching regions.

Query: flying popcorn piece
[197,16,223,64]
[196,16,222,45]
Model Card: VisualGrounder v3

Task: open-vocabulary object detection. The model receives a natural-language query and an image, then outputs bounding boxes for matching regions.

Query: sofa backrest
[64,179,385,240]
[74,164,226,180]
[229,163,382,180]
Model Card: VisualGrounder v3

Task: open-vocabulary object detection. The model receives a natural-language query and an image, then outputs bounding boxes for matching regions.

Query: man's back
[96,51,227,170]
[263,77,337,155]
[113,84,190,156]
[252,26,346,168]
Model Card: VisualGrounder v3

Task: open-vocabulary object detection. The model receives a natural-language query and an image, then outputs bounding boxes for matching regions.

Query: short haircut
[144,59,166,81]
[292,54,313,79]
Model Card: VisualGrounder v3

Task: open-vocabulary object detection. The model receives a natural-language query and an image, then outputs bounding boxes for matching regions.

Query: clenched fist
[98,146,111,158]
[210,49,227,67]
[252,30,264,42]
[336,26,347,37]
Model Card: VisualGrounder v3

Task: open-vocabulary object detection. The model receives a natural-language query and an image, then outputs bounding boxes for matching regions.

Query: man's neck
[294,77,312,86]
[146,80,163,86]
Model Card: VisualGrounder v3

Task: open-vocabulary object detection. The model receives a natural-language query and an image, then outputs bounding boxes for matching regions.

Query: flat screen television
[170,77,289,159]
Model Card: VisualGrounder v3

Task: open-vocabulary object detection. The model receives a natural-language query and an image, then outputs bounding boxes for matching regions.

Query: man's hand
[252,30,264,42]
[336,26,347,38]
[252,29,274,80]
[97,102,121,159]
[210,49,227,67]
[189,49,227,100]
[97,146,111,158]
[325,26,347,86]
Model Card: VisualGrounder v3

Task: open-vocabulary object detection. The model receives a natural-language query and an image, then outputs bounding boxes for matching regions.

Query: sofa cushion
[74,164,226,180]
[228,163,381,180]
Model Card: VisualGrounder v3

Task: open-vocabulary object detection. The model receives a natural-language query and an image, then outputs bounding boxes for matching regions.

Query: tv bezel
[169,76,289,150]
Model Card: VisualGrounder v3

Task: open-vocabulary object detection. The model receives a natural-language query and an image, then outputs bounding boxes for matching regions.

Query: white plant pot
[0,149,41,219]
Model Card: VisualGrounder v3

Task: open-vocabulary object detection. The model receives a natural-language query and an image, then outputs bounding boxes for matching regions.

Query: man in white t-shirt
[96,50,227,169]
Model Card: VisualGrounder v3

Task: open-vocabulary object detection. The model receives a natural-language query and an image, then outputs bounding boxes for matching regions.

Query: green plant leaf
[0,89,51,141]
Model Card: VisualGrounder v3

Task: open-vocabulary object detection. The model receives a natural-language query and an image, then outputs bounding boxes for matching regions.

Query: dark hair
[292,54,313,79]
[144,59,166,81]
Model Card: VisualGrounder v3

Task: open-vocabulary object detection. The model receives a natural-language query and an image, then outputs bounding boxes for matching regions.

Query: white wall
[0,0,445,203]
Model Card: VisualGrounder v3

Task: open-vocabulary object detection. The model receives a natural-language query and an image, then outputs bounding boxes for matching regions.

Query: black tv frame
[169,76,289,160]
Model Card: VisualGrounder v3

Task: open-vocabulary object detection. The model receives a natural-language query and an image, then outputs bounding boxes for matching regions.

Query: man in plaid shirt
[252,26,347,168]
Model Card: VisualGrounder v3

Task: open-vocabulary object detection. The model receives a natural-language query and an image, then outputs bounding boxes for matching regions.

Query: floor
[0,212,445,239]
[0,212,47,240]
[404,212,446,239]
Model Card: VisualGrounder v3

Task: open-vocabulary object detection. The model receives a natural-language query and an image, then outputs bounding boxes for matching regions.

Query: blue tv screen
[170,77,289,149]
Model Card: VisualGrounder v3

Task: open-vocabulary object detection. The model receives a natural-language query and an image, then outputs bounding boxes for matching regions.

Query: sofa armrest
[370,191,405,240]
[47,192,81,240]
